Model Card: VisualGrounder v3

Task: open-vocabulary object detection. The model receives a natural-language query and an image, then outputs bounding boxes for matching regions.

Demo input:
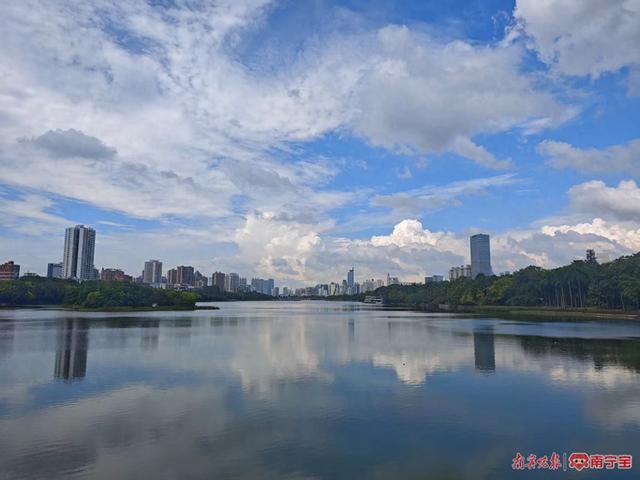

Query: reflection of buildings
[473,328,495,373]
[140,320,160,350]
[54,319,88,381]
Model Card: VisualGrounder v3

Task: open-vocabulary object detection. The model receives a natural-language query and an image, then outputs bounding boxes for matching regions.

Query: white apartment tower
[62,225,96,280]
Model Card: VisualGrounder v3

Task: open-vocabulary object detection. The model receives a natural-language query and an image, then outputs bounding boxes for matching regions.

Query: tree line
[377,252,640,311]
[0,278,198,309]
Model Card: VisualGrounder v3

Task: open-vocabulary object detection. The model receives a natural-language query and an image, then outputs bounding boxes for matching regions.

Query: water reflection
[140,320,159,350]
[0,303,639,480]
[54,319,88,382]
[473,327,495,373]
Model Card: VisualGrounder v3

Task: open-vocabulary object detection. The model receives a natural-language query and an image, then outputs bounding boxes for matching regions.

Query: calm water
[1,302,639,479]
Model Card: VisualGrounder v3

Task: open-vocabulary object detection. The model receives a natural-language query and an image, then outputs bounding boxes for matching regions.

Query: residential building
[62,225,96,280]
[143,260,163,284]
[176,266,195,286]
[100,268,132,282]
[386,273,400,286]
[225,272,240,292]
[211,272,226,291]
[586,249,597,264]
[470,234,492,278]
[425,275,444,283]
[47,262,63,279]
[166,268,178,286]
[0,261,20,281]
[449,265,472,281]
[194,270,208,288]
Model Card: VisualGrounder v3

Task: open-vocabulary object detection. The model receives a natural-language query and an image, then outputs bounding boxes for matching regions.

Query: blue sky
[0,0,639,286]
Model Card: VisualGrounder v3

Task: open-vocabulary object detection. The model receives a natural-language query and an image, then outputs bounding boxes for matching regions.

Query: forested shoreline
[376,253,640,311]
[0,278,275,309]
[0,279,199,309]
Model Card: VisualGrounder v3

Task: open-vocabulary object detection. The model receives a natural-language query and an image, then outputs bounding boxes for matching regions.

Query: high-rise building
[347,268,355,288]
[143,260,163,284]
[225,272,240,292]
[470,234,492,278]
[47,262,63,279]
[211,272,226,291]
[166,268,178,286]
[176,266,195,286]
[62,225,96,280]
[0,261,20,281]
[586,249,598,264]
[449,265,472,281]
[194,270,208,288]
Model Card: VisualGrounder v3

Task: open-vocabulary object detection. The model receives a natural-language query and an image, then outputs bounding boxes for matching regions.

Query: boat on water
[363,296,383,304]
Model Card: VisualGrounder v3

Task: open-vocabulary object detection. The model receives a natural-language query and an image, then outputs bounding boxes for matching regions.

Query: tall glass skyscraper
[470,234,492,278]
[62,225,96,280]
[347,268,355,288]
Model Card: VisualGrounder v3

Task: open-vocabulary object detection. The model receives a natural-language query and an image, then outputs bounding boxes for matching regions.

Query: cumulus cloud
[568,180,640,222]
[514,0,640,80]
[538,139,640,175]
[345,25,569,167]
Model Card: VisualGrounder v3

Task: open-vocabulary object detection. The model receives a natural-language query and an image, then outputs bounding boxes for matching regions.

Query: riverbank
[382,302,640,320]
[1,304,219,312]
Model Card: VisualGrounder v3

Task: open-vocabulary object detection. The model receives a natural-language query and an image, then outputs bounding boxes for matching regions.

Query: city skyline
[0,1,638,287]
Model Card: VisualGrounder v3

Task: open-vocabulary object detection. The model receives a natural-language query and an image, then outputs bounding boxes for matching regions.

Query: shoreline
[0,305,219,312]
[383,303,640,320]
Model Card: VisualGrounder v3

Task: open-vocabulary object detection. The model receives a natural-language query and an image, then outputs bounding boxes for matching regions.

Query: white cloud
[372,174,518,215]
[514,0,640,80]
[568,180,640,222]
[539,139,640,175]
[542,218,640,252]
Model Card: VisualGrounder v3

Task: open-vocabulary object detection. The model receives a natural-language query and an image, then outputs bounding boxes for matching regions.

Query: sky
[0,0,639,286]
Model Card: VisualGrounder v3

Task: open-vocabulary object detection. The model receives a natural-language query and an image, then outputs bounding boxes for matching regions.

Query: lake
[0,301,639,479]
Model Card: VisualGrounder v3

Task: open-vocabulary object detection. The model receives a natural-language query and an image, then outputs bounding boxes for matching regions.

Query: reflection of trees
[518,335,640,373]
[473,328,495,373]
[0,321,15,358]
[54,319,89,382]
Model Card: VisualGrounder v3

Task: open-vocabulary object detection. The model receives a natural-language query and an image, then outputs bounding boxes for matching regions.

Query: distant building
[425,275,444,283]
[62,225,96,280]
[449,265,472,281]
[251,277,274,295]
[386,273,400,286]
[176,266,195,286]
[470,234,492,278]
[166,268,178,286]
[143,260,163,284]
[100,268,132,282]
[347,268,355,288]
[586,249,598,264]
[47,262,63,279]
[225,272,240,292]
[194,270,208,288]
[0,261,20,281]
[211,272,226,291]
